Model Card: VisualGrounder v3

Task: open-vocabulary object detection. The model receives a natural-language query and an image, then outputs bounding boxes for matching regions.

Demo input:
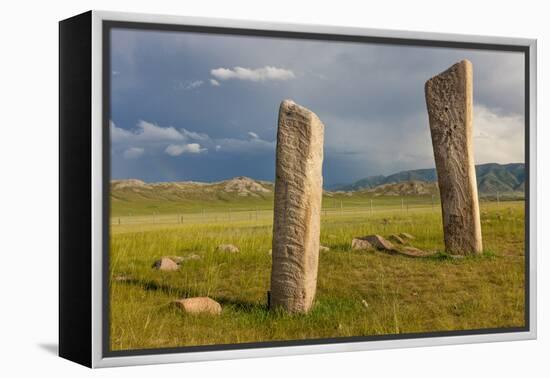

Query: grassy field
[109,197,525,351]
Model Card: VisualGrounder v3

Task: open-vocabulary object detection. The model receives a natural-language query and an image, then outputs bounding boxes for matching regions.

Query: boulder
[362,235,395,251]
[351,238,374,251]
[152,257,179,271]
[217,244,239,253]
[173,297,222,315]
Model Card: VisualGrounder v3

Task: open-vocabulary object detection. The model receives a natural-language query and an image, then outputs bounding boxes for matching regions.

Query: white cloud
[210,66,295,82]
[111,120,184,143]
[110,120,133,142]
[165,143,207,156]
[473,104,524,164]
[111,120,274,158]
[175,80,203,90]
[137,120,184,141]
[123,147,144,159]
[210,79,220,86]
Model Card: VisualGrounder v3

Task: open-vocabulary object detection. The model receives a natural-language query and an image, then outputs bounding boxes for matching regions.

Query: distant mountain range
[110,163,524,214]
[336,163,525,194]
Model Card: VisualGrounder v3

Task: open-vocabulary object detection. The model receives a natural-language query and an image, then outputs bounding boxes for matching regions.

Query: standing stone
[425,60,482,255]
[270,99,325,314]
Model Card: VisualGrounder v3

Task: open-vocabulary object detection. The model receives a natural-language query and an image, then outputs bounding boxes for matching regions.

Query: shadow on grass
[115,277,268,313]
[216,296,268,313]
[116,277,193,298]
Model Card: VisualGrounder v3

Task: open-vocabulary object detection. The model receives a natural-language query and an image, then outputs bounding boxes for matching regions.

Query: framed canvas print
[59,10,537,368]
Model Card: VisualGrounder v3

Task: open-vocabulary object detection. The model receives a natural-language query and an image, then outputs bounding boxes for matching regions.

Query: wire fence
[110,198,446,226]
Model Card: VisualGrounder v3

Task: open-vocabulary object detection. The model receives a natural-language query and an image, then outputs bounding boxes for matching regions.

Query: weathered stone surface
[319,245,330,252]
[270,99,325,314]
[216,244,239,253]
[425,60,482,255]
[388,234,406,245]
[397,246,434,258]
[398,232,415,241]
[173,297,222,315]
[151,257,179,271]
[351,238,374,251]
[362,235,395,251]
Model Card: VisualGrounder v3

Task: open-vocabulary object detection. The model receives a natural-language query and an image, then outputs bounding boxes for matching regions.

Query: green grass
[109,198,525,351]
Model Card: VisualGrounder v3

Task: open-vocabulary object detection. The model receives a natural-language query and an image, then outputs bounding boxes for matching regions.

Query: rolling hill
[337,163,525,194]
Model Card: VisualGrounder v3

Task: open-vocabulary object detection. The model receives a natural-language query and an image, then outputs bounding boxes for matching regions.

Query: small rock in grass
[397,246,434,258]
[351,238,374,251]
[398,232,415,241]
[217,244,239,253]
[152,257,179,271]
[319,245,330,252]
[388,234,406,245]
[268,249,272,255]
[173,297,222,315]
[113,274,131,282]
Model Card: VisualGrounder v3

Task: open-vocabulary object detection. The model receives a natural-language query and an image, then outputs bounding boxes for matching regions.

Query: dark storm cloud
[110,29,525,186]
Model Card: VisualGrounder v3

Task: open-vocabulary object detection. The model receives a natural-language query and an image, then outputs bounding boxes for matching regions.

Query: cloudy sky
[110,28,525,187]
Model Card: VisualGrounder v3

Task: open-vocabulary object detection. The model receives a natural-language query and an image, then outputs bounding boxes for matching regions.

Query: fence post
[370,199,373,216]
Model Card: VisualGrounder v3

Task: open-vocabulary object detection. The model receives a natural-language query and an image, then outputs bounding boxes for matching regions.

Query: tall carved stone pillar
[270,99,325,313]
[425,60,483,255]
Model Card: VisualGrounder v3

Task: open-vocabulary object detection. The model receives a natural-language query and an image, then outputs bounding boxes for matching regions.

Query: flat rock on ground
[151,257,179,271]
[362,235,395,251]
[396,246,434,258]
[319,245,330,252]
[351,237,374,251]
[173,297,222,315]
[216,244,239,253]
